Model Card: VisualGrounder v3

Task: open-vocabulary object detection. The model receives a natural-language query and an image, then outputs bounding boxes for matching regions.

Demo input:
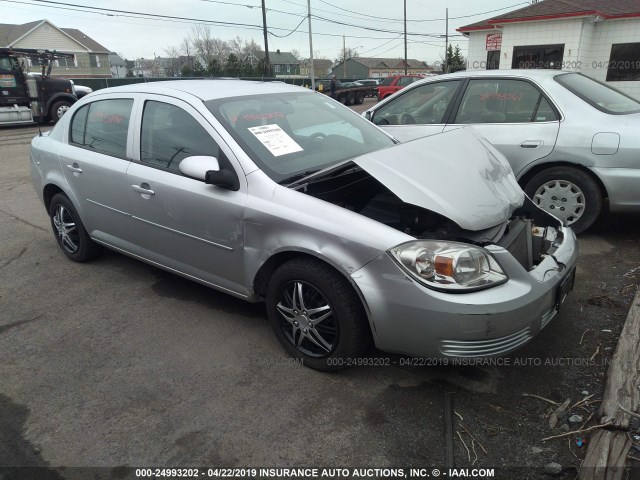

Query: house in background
[459,0,640,99]
[0,20,112,78]
[246,50,300,77]
[109,52,126,78]
[329,57,433,79]
[300,59,332,78]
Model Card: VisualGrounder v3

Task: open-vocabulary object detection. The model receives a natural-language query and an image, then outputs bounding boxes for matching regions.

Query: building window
[606,43,640,82]
[486,50,500,70]
[287,65,291,73]
[56,54,76,68]
[512,44,564,69]
[274,64,280,73]
[90,55,101,68]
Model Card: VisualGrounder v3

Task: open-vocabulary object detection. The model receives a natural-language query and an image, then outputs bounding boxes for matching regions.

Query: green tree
[445,43,466,73]
[225,53,240,76]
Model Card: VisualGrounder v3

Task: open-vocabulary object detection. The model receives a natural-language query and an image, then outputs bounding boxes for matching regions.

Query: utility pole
[261,0,270,77]
[307,0,315,90]
[343,35,346,78]
[444,7,449,73]
[404,0,407,74]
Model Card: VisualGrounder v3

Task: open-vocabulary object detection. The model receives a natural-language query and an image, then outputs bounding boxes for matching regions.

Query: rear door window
[454,79,557,124]
[70,99,133,158]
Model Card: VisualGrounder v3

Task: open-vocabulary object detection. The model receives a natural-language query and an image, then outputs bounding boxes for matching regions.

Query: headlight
[389,241,507,292]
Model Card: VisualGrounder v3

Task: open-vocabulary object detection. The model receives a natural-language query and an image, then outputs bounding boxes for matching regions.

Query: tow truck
[0,47,78,126]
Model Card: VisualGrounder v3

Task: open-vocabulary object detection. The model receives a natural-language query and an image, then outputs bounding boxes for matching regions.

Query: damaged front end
[286,128,577,358]
[294,161,565,292]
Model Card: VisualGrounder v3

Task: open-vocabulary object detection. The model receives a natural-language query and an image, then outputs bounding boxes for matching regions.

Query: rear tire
[524,166,603,234]
[355,92,365,104]
[49,193,102,262]
[266,258,370,371]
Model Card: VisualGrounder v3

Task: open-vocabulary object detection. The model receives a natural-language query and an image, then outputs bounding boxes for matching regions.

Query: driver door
[371,80,463,142]
[127,96,248,296]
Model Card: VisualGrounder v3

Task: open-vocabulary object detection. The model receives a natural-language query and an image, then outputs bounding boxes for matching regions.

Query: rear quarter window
[555,73,640,114]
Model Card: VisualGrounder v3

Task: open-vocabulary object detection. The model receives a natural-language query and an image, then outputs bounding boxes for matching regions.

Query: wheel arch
[252,249,376,336]
[518,161,609,200]
[43,183,66,212]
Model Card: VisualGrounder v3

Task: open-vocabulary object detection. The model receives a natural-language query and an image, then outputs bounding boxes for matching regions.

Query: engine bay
[295,167,564,271]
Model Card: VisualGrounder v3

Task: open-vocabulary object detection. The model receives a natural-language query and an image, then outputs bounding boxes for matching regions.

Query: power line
[316,0,529,23]
[5,0,464,41]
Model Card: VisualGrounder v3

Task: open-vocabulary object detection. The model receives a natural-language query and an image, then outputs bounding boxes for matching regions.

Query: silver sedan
[30,80,577,370]
[364,70,640,233]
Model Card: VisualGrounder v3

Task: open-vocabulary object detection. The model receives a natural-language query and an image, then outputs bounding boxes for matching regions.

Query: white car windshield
[207,92,395,183]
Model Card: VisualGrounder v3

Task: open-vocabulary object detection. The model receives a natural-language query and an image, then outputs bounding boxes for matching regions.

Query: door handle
[520,140,543,149]
[65,163,82,174]
[131,184,155,196]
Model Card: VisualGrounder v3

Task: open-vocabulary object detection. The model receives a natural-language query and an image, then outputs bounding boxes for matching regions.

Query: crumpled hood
[353,127,524,231]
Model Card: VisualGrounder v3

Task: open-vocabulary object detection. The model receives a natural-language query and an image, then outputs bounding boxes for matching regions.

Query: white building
[459,0,640,98]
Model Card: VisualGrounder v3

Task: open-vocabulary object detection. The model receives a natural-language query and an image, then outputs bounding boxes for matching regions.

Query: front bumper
[351,227,578,358]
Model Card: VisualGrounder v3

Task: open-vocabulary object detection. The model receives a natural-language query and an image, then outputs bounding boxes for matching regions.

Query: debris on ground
[543,462,563,475]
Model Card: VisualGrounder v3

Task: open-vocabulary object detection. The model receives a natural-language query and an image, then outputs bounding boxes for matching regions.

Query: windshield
[555,73,640,114]
[0,56,19,72]
[207,92,395,183]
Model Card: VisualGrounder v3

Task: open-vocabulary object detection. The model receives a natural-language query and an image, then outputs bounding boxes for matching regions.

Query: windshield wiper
[281,161,359,187]
[279,170,321,185]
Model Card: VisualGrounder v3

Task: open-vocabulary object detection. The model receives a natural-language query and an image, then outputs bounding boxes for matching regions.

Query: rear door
[59,95,137,249]
[443,77,560,176]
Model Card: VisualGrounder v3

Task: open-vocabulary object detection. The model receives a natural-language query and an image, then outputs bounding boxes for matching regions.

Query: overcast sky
[1,0,530,63]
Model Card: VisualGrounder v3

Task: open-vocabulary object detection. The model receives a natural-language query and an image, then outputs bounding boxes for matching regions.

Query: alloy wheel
[276,281,338,358]
[53,205,79,253]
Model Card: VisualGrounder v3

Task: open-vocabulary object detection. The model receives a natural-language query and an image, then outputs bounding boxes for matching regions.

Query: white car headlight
[389,241,507,292]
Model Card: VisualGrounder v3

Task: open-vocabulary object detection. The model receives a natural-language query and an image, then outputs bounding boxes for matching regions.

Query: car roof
[91,79,308,101]
[437,69,571,80]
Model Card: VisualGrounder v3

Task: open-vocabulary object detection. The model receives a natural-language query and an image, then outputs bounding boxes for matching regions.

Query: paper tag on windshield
[247,124,303,157]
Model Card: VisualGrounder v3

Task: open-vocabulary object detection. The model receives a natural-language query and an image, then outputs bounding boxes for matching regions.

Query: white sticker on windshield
[247,124,303,157]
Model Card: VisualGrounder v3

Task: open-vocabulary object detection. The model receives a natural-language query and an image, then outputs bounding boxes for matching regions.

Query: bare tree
[228,35,244,56]
[164,46,182,77]
[189,24,216,69]
[180,38,195,71]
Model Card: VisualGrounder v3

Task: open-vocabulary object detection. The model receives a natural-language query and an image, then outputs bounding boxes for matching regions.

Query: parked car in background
[364,70,640,233]
[31,80,577,370]
[377,74,425,101]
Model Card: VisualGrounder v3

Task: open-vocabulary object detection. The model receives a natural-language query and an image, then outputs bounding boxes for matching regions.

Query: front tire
[266,258,370,371]
[49,193,102,262]
[524,166,603,234]
[50,100,71,124]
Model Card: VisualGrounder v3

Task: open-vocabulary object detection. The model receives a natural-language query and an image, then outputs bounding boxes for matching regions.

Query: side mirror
[179,155,220,181]
[179,155,240,191]
[364,111,372,121]
[205,168,240,191]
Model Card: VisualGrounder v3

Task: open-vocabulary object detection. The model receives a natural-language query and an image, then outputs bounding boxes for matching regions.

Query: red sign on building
[486,33,502,51]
